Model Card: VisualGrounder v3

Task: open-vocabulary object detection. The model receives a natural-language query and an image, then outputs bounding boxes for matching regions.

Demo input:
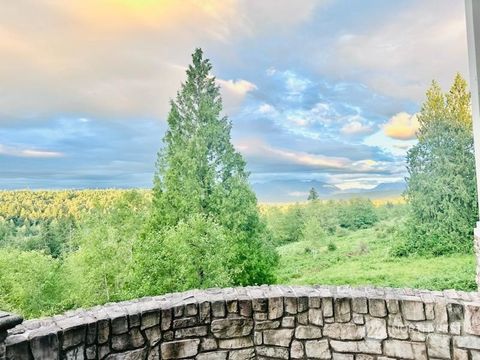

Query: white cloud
[0,144,64,158]
[384,112,419,140]
[217,78,257,112]
[340,121,373,136]
[258,103,275,114]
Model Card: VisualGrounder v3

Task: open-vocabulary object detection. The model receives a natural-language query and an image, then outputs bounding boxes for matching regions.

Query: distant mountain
[251,180,339,203]
[252,179,406,203]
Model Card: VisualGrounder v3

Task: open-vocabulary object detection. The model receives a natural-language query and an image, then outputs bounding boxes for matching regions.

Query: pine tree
[402,74,478,255]
[137,49,277,292]
[307,187,319,201]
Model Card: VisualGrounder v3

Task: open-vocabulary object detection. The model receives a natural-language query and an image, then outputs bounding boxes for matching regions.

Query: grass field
[275,218,477,291]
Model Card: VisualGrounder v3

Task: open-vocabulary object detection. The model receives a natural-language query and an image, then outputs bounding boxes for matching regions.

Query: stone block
[290,340,304,359]
[144,326,161,346]
[62,325,86,350]
[454,335,480,350]
[185,303,197,317]
[238,300,252,318]
[105,347,148,360]
[305,339,331,359]
[453,348,469,360]
[352,297,368,314]
[332,353,354,360]
[309,296,321,309]
[309,308,323,326]
[281,316,295,328]
[173,317,197,329]
[386,299,399,314]
[262,329,294,347]
[334,298,351,323]
[268,297,283,320]
[252,298,267,313]
[365,316,387,340]
[211,301,226,318]
[161,339,200,359]
[200,337,217,352]
[141,311,160,330]
[383,340,427,359]
[161,309,173,330]
[401,300,425,321]
[323,298,333,317]
[112,315,128,334]
[64,345,84,360]
[329,339,382,354]
[368,299,387,317]
[434,303,448,333]
[30,333,59,360]
[211,318,253,338]
[297,311,308,325]
[465,303,480,335]
[256,346,289,359]
[217,336,253,349]
[324,323,365,340]
[426,334,451,358]
[254,320,280,331]
[295,325,322,339]
[228,348,255,360]
[196,351,228,360]
[298,296,309,313]
[226,300,238,314]
[284,297,298,315]
[175,326,208,339]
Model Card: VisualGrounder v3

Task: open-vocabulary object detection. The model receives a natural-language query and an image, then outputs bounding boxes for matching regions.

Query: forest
[0,50,478,319]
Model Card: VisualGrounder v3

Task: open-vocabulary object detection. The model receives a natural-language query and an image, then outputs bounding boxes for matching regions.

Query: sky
[0,0,470,195]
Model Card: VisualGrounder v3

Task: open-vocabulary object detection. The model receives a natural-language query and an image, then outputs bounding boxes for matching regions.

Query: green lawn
[275,220,477,291]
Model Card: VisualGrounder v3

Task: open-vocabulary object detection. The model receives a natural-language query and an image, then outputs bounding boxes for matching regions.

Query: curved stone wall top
[4,285,480,359]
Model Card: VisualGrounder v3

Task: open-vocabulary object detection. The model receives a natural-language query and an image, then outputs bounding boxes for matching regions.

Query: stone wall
[4,285,480,359]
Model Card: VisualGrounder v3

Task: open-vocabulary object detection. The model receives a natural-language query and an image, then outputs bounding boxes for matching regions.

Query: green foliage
[62,191,148,308]
[0,189,132,220]
[135,214,234,296]
[337,198,378,230]
[143,48,278,287]
[263,205,304,245]
[275,211,475,291]
[0,249,63,318]
[402,74,478,256]
[327,242,337,252]
[263,198,380,246]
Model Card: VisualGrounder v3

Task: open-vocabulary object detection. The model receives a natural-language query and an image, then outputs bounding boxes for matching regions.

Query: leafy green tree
[402,74,478,255]
[0,248,63,318]
[338,198,378,230]
[63,191,147,307]
[139,49,277,289]
[135,214,235,295]
[307,187,319,201]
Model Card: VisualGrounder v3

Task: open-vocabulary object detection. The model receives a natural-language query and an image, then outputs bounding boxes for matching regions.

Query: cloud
[0,0,326,123]
[384,112,419,140]
[0,144,64,158]
[340,120,373,136]
[217,79,257,111]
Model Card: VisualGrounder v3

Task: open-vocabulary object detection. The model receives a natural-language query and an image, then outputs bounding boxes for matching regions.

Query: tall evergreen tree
[137,49,277,292]
[307,187,319,201]
[402,74,478,255]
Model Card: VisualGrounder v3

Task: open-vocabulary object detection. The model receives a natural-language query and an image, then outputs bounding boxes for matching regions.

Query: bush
[327,242,337,252]
[338,198,378,230]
